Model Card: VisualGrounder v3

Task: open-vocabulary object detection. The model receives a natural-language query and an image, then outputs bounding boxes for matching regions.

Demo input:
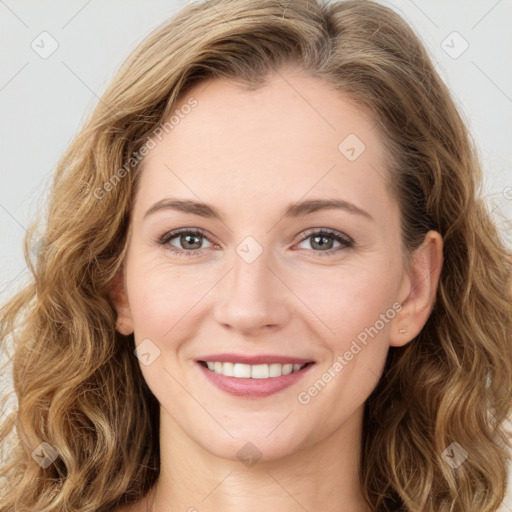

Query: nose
[213,245,291,336]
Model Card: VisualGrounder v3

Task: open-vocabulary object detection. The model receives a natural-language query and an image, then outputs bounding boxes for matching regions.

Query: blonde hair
[1,0,511,510]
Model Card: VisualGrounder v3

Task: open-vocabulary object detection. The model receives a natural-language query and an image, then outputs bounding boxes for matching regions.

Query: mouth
[195,356,315,398]
[198,360,314,378]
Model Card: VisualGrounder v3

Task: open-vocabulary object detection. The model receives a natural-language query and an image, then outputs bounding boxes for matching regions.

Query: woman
[1,0,511,511]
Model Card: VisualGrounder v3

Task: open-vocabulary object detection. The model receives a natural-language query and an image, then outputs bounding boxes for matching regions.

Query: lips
[195,353,315,398]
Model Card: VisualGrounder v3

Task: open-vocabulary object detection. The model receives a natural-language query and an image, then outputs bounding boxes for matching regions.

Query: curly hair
[1,0,511,510]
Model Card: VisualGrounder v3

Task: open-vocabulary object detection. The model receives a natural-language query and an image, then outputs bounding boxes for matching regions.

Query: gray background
[1,1,511,508]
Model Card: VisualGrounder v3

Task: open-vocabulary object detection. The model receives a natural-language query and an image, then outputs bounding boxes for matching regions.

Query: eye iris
[311,234,333,250]
[181,233,202,250]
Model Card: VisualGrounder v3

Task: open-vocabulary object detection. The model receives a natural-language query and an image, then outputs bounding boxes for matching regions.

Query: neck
[150,405,371,512]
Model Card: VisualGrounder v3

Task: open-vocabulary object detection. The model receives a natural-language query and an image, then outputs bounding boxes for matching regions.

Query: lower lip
[197,362,315,398]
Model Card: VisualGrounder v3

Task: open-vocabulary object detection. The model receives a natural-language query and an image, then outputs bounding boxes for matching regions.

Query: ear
[389,230,444,347]
[108,267,134,336]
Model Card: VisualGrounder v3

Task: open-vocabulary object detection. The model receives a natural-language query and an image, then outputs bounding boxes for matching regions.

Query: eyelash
[158,227,354,257]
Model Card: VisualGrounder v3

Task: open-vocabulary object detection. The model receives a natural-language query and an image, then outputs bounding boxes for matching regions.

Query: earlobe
[389,230,444,347]
[108,268,134,336]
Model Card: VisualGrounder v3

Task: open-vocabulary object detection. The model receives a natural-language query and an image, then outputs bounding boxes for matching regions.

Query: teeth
[222,362,234,377]
[203,361,308,378]
[233,363,251,378]
[269,363,282,377]
[251,364,269,379]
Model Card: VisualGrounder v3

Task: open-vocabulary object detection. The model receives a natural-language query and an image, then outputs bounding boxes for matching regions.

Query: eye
[294,228,353,256]
[158,228,215,257]
[158,227,354,258]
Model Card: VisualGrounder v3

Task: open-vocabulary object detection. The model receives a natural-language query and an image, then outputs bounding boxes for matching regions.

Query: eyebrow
[144,197,374,222]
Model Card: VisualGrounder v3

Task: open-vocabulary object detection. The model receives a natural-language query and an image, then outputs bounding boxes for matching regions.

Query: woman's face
[113,68,439,462]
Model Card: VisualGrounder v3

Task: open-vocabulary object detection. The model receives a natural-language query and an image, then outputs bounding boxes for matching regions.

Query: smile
[199,361,312,378]
[195,355,315,398]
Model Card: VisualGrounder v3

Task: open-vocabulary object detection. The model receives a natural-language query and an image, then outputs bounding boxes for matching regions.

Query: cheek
[126,262,199,395]
[293,261,398,345]
[293,269,395,419]
[126,258,198,341]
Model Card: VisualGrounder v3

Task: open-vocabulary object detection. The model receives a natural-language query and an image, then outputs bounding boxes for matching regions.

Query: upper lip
[197,353,314,365]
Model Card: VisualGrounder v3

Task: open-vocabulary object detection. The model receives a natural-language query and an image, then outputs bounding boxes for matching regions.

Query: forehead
[135,69,396,225]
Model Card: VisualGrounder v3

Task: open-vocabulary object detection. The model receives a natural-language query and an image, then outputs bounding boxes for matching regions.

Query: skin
[112,66,443,512]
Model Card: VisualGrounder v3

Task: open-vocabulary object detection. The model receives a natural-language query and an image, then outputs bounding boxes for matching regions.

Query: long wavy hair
[1,0,511,510]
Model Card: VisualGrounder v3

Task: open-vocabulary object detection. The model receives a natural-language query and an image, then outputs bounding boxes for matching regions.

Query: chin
[189,420,310,464]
